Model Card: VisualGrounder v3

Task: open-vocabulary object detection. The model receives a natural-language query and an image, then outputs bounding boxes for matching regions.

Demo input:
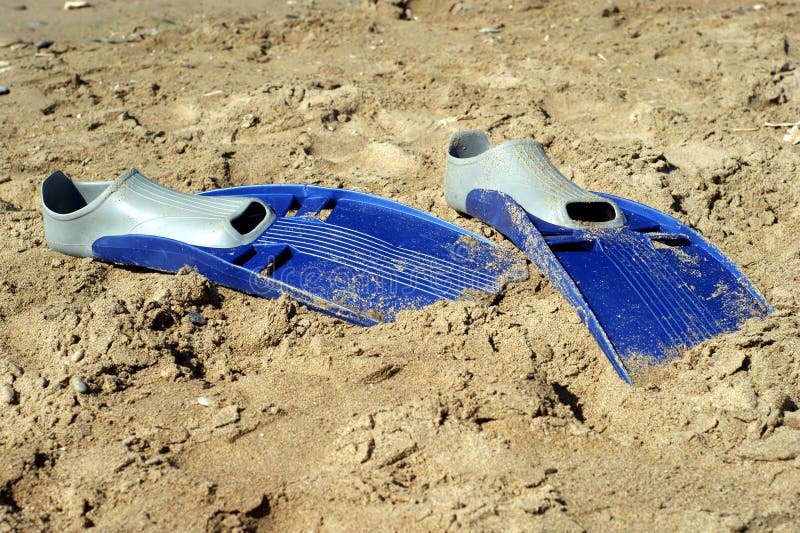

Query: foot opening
[42,171,89,214]
[566,201,617,223]
[231,202,267,235]
[449,131,492,159]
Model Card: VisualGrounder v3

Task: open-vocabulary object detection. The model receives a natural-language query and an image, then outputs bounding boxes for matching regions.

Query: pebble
[71,347,85,363]
[479,27,502,34]
[784,125,800,146]
[144,456,162,466]
[241,114,259,129]
[197,396,214,407]
[63,0,91,9]
[1,384,17,405]
[71,376,89,394]
[0,87,9,96]
[452,3,477,12]
[187,311,206,326]
[212,404,240,428]
[34,40,54,50]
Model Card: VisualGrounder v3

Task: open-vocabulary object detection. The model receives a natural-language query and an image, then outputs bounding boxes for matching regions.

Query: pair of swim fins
[41,132,771,382]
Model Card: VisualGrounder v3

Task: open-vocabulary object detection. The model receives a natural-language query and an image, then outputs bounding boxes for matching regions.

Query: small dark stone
[34,40,54,49]
[187,311,206,326]
[601,5,620,17]
[0,87,9,96]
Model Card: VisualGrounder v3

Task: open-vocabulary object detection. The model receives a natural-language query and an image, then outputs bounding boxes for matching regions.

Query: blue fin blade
[465,189,771,383]
[90,184,527,326]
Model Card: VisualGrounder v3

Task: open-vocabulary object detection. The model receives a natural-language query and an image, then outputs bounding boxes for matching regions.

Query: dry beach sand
[1,0,799,530]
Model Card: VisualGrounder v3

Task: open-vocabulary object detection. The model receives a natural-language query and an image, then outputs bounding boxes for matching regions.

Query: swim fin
[445,131,772,383]
[42,168,526,325]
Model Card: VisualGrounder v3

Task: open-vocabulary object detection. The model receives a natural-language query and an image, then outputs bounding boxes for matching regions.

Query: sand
[1,0,799,530]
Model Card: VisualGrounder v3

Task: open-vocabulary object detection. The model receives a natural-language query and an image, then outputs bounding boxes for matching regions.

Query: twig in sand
[763,121,800,128]
[731,127,760,132]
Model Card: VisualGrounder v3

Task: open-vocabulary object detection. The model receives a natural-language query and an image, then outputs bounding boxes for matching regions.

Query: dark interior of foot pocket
[566,201,617,223]
[449,132,492,158]
[42,171,89,214]
[231,202,267,234]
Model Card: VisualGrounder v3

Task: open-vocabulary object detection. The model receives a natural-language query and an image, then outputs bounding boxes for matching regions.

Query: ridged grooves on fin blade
[259,218,500,299]
[600,235,719,344]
